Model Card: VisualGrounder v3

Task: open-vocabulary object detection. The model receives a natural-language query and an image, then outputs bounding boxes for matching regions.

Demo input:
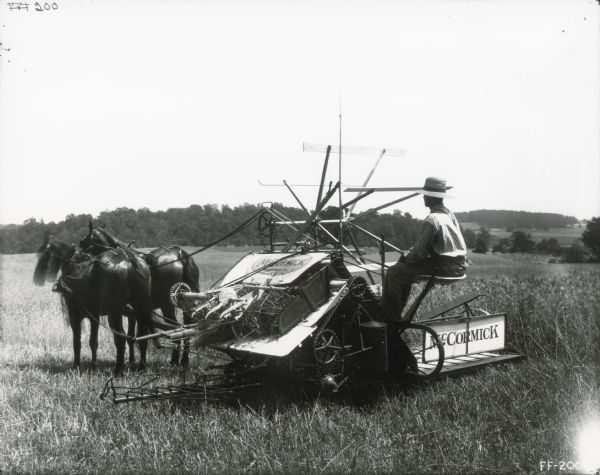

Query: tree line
[3,204,597,262]
[0,204,423,254]
[455,210,579,230]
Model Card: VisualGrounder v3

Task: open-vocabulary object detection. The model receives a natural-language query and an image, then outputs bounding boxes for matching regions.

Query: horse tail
[180,248,200,292]
[33,249,53,285]
[33,243,62,286]
[58,293,72,327]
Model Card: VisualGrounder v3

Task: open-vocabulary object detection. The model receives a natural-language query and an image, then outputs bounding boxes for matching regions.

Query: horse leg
[135,324,149,372]
[107,312,126,375]
[121,305,136,364]
[180,309,192,366]
[161,303,181,366]
[89,317,99,367]
[127,316,136,365]
[132,304,152,372]
[70,314,82,371]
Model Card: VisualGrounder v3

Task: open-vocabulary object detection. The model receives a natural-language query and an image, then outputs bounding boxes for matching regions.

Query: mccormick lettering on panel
[221,252,330,286]
[424,315,506,361]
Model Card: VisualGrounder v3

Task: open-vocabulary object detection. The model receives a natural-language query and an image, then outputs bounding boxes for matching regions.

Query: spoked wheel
[313,328,344,385]
[397,323,445,381]
[313,329,341,365]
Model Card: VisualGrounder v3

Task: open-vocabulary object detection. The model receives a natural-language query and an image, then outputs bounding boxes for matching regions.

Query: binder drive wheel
[396,322,445,381]
[313,328,344,391]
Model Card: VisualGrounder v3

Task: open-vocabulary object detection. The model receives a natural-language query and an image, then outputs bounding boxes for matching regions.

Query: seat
[415,274,466,284]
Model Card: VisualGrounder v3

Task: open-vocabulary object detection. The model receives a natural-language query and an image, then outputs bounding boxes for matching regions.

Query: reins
[152,209,265,268]
[85,209,265,269]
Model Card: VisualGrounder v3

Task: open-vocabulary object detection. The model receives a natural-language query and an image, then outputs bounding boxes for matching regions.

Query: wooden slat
[345,186,423,192]
[464,353,490,359]
[345,185,453,193]
[439,352,524,375]
[417,363,437,369]
[415,351,524,375]
[441,359,461,366]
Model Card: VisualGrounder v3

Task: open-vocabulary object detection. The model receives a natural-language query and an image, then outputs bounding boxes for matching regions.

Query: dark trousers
[382,255,466,321]
[382,255,466,377]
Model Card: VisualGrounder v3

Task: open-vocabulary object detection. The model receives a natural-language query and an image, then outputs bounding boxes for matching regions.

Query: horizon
[1,0,599,225]
[0,202,587,228]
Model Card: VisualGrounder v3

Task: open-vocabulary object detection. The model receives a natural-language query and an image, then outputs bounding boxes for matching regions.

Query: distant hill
[454,210,578,230]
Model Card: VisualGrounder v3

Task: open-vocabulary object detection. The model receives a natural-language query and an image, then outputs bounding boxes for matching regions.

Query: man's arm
[405,219,438,264]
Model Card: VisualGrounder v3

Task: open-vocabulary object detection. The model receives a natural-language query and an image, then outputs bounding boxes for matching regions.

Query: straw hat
[418,177,452,198]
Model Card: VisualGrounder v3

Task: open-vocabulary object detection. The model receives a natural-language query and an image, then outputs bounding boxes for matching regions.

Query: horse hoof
[113,366,125,376]
[132,362,147,373]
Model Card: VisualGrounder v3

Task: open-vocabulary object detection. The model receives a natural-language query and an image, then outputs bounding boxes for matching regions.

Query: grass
[1,248,599,473]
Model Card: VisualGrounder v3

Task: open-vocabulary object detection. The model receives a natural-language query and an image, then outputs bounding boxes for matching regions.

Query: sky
[1,0,599,225]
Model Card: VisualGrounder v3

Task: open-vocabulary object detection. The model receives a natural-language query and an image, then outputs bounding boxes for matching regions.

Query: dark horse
[79,222,200,365]
[33,236,155,374]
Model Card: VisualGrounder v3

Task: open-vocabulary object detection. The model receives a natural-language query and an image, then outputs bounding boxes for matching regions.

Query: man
[383,176,467,320]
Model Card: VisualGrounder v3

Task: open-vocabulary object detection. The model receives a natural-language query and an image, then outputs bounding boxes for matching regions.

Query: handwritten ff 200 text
[6,2,58,11]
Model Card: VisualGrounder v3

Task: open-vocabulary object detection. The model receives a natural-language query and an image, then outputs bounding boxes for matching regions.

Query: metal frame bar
[348,222,404,253]
[347,149,387,215]
[284,179,324,248]
[315,223,363,265]
[345,226,375,284]
[268,208,300,231]
[271,219,348,225]
[284,180,310,216]
[351,193,420,220]
[402,277,436,323]
[282,182,340,252]
[341,189,374,210]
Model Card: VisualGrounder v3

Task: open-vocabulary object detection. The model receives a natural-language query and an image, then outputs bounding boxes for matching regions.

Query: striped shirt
[406,205,467,263]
